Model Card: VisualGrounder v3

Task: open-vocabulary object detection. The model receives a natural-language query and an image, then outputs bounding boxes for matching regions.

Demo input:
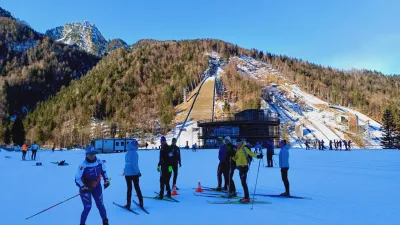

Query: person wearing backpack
[233,139,263,203]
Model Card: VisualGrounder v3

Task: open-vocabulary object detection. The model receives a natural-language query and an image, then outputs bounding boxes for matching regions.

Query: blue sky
[2,0,399,74]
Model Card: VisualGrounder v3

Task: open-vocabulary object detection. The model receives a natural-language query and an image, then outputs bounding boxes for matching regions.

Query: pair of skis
[113,200,149,215]
[253,194,312,200]
[194,186,270,204]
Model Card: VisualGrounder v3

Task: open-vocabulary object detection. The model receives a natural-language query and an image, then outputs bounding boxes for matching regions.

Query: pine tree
[381,109,395,148]
[11,117,25,146]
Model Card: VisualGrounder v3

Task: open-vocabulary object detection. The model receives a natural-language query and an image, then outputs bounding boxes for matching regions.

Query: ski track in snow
[1,149,398,225]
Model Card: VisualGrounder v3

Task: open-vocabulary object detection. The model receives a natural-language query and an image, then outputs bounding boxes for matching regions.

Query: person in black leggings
[279,140,290,196]
[170,138,181,189]
[124,140,143,208]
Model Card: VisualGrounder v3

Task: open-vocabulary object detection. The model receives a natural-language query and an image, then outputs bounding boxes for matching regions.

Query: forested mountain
[0,7,99,140]
[24,40,249,144]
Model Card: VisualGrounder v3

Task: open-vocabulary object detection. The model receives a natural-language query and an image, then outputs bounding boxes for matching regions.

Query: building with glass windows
[197,109,280,148]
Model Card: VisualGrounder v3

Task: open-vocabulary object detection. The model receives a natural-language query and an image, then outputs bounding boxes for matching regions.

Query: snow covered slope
[1,149,399,225]
[227,55,384,148]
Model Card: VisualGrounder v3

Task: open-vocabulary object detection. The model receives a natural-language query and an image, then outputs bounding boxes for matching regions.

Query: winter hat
[224,136,232,143]
[217,136,223,141]
[172,138,177,143]
[160,136,167,142]
[128,139,139,150]
[85,145,97,155]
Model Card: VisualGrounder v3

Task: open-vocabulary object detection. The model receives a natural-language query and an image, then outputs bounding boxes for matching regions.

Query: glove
[168,166,173,172]
[179,164,182,168]
[257,154,263,159]
[81,186,90,194]
[157,166,161,172]
[104,179,110,189]
[137,173,142,177]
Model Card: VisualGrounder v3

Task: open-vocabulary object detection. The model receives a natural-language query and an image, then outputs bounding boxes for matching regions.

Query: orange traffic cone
[171,184,179,196]
[195,182,203,192]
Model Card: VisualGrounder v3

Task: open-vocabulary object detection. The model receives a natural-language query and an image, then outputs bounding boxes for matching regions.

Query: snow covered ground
[1,148,399,225]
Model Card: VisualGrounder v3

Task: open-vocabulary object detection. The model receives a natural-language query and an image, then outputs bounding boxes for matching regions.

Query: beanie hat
[224,136,232,143]
[160,136,167,142]
[85,145,97,154]
[217,136,223,141]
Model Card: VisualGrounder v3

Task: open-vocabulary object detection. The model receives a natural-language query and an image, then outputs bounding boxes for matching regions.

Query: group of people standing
[74,136,291,224]
[74,136,181,225]
[21,141,40,161]
[215,137,291,203]
[305,139,352,151]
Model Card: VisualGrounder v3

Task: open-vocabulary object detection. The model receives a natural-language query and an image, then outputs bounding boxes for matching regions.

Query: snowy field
[1,148,399,225]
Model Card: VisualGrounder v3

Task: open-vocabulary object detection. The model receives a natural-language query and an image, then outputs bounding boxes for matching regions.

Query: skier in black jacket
[170,138,181,190]
[224,136,237,197]
[156,136,174,199]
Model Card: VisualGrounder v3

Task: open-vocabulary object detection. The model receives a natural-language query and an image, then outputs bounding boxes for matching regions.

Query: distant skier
[124,139,143,209]
[170,138,181,189]
[279,140,291,196]
[348,140,352,150]
[329,140,333,150]
[215,137,228,191]
[339,140,342,150]
[343,140,348,151]
[145,142,148,149]
[321,140,325,150]
[156,136,174,199]
[233,140,262,203]
[75,145,110,225]
[31,141,39,161]
[224,136,237,197]
[266,139,275,167]
[22,143,28,160]
[305,140,310,150]
[317,140,321,150]
[254,142,262,154]
[52,144,55,152]
[192,143,197,152]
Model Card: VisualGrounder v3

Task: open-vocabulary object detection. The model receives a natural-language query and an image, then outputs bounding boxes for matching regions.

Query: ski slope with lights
[1,148,399,225]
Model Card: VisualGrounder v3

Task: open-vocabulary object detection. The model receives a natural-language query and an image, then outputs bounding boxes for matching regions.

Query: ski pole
[273,156,277,166]
[25,193,81,220]
[251,158,262,210]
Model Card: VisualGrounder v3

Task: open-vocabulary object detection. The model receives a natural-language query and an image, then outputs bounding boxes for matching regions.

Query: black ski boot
[103,219,109,225]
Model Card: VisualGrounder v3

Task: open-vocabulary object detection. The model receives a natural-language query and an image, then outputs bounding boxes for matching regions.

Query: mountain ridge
[45,21,128,56]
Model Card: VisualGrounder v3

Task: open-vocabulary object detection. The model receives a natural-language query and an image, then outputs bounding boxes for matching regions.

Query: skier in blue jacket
[123,139,143,209]
[279,140,290,196]
[75,145,110,225]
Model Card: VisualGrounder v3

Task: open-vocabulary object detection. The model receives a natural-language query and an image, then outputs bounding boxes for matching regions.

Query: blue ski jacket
[75,157,108,188]
[124,142,141,176]
[279,144,290,168]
